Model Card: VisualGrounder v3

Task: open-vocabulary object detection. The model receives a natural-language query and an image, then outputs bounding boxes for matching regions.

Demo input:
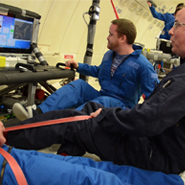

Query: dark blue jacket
[95,63,185,174]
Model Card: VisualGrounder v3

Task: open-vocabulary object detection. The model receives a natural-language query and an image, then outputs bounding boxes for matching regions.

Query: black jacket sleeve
[94,67,185,137]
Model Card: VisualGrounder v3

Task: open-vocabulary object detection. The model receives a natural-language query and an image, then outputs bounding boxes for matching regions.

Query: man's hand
[65,60,79,69]
[147,1,152,7]
[90,108,102,118]
[0,121,6,146]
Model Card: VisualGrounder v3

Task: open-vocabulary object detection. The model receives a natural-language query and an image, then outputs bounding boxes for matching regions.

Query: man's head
[111,19,136,44]
[169,7,185,58]
[107,18,136,52]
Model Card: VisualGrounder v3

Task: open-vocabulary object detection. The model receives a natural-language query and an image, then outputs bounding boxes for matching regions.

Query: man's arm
[65,60,79,69]
[65,59,100,78]
[147,1,152,7]
[0,121,6,146]
[76,50,111,78]
[77,63,100,78]
[65,59,100,77]
[148,2,169,22]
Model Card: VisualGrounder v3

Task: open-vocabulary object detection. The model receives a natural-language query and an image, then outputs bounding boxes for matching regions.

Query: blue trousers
[38,79,126,112]
[1,145,183,185]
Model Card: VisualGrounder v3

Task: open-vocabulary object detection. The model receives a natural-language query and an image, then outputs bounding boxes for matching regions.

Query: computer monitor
[0,13,34,56]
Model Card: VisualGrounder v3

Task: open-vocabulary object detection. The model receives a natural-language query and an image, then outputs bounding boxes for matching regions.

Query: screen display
[0,14,34,54]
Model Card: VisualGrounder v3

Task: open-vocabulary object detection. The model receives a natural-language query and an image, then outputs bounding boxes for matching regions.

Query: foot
[12,103,37,121]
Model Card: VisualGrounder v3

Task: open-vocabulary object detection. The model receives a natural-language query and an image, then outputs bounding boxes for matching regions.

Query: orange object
[35,89,45,100]
[0,148,28,185]
[4,115,92,132]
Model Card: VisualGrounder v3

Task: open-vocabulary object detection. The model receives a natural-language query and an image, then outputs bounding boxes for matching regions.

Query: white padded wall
[0,0,182,66]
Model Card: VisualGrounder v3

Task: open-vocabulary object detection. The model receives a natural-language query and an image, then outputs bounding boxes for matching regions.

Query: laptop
[0,12,35,67]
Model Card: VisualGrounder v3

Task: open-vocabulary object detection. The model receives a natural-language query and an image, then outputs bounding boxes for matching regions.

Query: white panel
[59,1,91,55]
[39,0,81,52]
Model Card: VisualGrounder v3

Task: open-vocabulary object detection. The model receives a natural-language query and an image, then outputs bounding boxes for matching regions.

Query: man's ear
[120,34,127,43]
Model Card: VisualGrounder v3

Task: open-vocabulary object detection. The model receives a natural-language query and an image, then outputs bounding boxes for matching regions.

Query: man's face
[169,8,185,58]
[107,24,121,51]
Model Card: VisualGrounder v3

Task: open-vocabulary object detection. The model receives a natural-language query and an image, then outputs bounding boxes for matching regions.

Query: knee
[70,79,88,87]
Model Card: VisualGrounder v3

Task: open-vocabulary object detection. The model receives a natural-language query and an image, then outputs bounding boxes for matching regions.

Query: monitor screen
[0,13,34,55]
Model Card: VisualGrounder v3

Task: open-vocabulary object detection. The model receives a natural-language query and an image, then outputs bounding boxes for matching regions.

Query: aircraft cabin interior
[0,0,185,184]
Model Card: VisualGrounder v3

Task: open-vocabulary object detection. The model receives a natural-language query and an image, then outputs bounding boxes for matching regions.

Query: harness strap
[0,147,28,185]
[4,115,92,132]
[0,147,12,185]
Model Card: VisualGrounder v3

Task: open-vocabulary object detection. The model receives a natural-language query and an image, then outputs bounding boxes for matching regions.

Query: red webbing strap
[0,148,28,185]
[4,115,92,132]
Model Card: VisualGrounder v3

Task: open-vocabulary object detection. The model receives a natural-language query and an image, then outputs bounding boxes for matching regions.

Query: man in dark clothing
[4,7,185,175]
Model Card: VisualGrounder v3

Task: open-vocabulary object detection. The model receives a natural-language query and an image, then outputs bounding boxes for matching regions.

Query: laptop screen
[0,14,34,55]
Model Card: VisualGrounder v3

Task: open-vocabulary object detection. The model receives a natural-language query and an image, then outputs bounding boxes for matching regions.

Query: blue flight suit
[149,6,175,69]
[38,45,158,113]
[0,145,183,185]
[149,6,175,40]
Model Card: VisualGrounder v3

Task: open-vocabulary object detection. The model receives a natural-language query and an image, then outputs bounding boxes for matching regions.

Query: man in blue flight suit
[5,7,185,175]
[147,1,183,40]
[12,18,159,121]
[147,1,184,70]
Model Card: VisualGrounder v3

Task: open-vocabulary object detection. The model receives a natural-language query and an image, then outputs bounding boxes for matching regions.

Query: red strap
[110,0,119,19]
[0,147,28,185]
[4,115,92,132]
